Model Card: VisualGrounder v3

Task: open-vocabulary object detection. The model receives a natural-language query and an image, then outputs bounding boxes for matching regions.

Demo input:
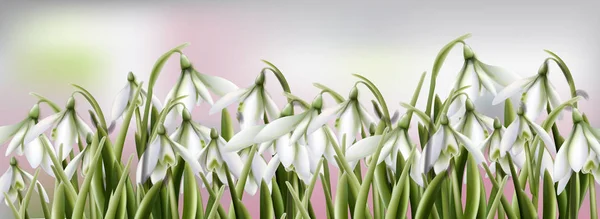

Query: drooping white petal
[345,135,383,163]
[178,73,198,113]
[477,61,520,87]
[545,81,562,110]
[221,151,245,179]
[307,127,328,159]
[500,118,521,156]
[452,130,486,164]
[64,148,87,180]
[244,175,259,196]
[294,145,312,183]
[305,104,345,136]
[463,63,481,99]
[55,114,76,160]
[196,73,239,97]
[177,124,203,158]
[191,74,214,105]
[23,113,62,145]
[493,77,535,105]
[251,156,267,187]
[556,170,571,195]
[338,103,360,148]
[584,127,600,156]
[241,89,264,129]
[140,138,162,183]
[411,150,424,186]
[170,140,203,175]
[209,88,248,115]
[475,64,497,95]
[6,125,27,156]
[226,125,266,152]
[0,121,25,145]
[357,103,375,128]
[290,112,315,144]
[276,136,295,168]
[75,114,93,138]
[568,127,588,172]
[150,163,168,184]
[425,127,446,171]
[263,155,280,182]
[111,82,132,122]
[0,168,14,200]
[255,114,304,143]
[524,79,547,120]
[554,145,570,182]
[433,153,452,174]
[24,137,44,168]
[525,118,556,155]
[262,91,280,122]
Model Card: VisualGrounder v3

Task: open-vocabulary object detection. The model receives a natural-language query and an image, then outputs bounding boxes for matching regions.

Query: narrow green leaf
[105,156,134,219]
[114,81,144,160]
[385,149,415,219]
[19,169,40,218]
[51,184,66,219]
[72,137,108,219]
[37,183,51,219]
[507,155,537,219]
[205,186,225,219]
[260,181,274,219]
[414,170,446,219]
[285,182,310,219]
[486,177,508,219]
[334,173,349,219]
[134,180,164,219]
[182,164,198,219]
[542,170,557,219]
[5,192,21,219]
[72,84,109,130]
[320,173,335,219]
[464,155,481,219]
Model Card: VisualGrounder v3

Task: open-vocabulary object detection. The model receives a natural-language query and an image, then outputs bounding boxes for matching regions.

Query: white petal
[226,125,266,152]
[540,149,554,179]
[150,163,168,184]
[524,79,547,121]
[463,63,480,99]
[357,103,375,128]
[75,114,93,138]
[196,73,239,97]
[453,130,486,164]
[244,175,259,196]
[492,77,534,105]
[23,113,62,145]
[262,91,280,122]
[141,138,162,183]
[209,88,248,115]
[477,61,520,87]
[24,137,44,168]
[55,114,76,160]
[290,112,314,144]
[191,74,214,105]
[251,156,267,185]
[0,122,25,145]
[177,124,202,158]
[255,114,304,143]
[584,127,600,156]
[526,118,556,155]
[554,146,570,182]
[276,136,294,168]
[178,73,198,113]
[410,150,424,186]
[6,125,27,156]
[338,103,360,148]
[345,135,383,163]
[568,127,588,172]
[294,145,312,183]
[433,153,452,174]
[305,104,345,136]
[474,64,497,95]
[241,89,264,129]
[307,127,328,159]
[500,118,521,156]
[111,83,132,122]
[64,148,86,180]
[556,170,571,195]
[0,168,13,200]
[425,127,446,171]
[221,151,245,178]
[263,155,280,182]
[546,81,562,110]
[171,140,203,175]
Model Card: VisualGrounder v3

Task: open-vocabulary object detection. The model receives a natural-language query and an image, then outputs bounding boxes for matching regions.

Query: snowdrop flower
[481,118,526,174]
[170,110,212,159]
[448,45,519,116]
[209,72,279,130]
[0,104,54,176]
[306,86,375,149]
[499,104,556,157]
[419,115,485,175]
[238,149,268,195]
[493,61,562,120]
[198,128,245,185]
[554,109,600,194]
[110,72,165,127]
[0,158,49,206]
[451,98,494,145]
[346,115,414,171]
[136,125,202,184]
[23,97,92,161]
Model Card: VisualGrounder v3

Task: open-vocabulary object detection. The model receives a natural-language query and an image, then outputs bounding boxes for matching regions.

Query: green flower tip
[465,98,475,111]
[349,86,359,100]
[369,123,376,135]
[180,54,192,70]
[493,118,502,129]
[463,45,475,60]
[210,128,219,139]
[281,103,294,117]
[255,72,265,86]
[157,125,166,135]
[85,133,93,145]
[10,157,17,166]
[66,96,76,109]
[572,108,583,123]
[182,109,192,121]
[440,115,449,125]
[311,94,323,110]
[537,61,548,76]
[127,72,135,82]
[28,104,40,119]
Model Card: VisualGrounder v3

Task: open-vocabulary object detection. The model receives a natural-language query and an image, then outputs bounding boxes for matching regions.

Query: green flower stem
[414,170,446,219]
[320,173,335,219]
[314,83,345,103]
[568,174,581,219]
[482,164,518,219]
[544,50,579,107]
[302,158,324,208]
[30,92,62,113]
[384,149,415,219]
[353,130,388,219]
[590,175,598,219]
[224,163,251,218]
[72,135,108,219]
[205,186,226,219]
[140,43,189,157]
[354,74,391,127]
[424,33,471,117]
[261,60,291,95]
[486,177,509,219]
[282,92,311,109]
[50,184,65,219]
[134,180,164,219]
[114,81,144,161]
[42,136,85,208]
[19,169,40,218]
[72,85,109,131]
[284,182,310,219]
[105,156,134,219]
[404,72,427,125]
[198,173,228,219]
[507,155,537,219]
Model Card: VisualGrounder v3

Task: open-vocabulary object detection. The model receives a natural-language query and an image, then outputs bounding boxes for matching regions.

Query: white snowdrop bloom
[499,104,556,158]
[0,104,54,176]
[238,148,268,195]
[267,134,313,183]
[170,110,212,160]
[136,125,202,184]
[448,45,519,116]
[554,109,600,194]
[451,98,494,145]
[23,97,93,161]
[209,72,279,130]
[346,115,414,171]
[419,115,485,176]
[198,128,245,185]
[481,118,526,174]
[0,158,49,206]
[493,61,562,120]
[306,86,375,150]
[110,72,164,127]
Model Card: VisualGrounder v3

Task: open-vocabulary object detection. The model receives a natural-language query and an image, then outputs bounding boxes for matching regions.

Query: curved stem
[72,85,108,131]
[353,74,391,127]
[282,92,311,109]
[30,92,62,113]
[425,34,471,117]
[544,51,578,107]
[261,60,292,100]
[314,83,345,103]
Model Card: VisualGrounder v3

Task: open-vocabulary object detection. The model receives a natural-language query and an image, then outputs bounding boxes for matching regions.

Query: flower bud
[10,157,17,166]
[440,115,449,125]
[537,61,548,76]
[157,125,166,135]
[210,128,219,139]
[369,123,376,135]
[465,98,475,112]
[349,86,359,100]
[493,118,502,129]
[182,109,192,121]
[255,72,265,86]
[86,133,93,145]
[463,45,475,60]
[66,96,76,109]
[180,54,192,70]
[311,94,323,110]
[127,72,135,82]
[572,108,583,123]
[28,104,40,119]
[280,103,294,117]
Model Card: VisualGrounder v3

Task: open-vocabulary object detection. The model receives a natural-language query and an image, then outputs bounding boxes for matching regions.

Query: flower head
[170,110,212,159]
[481,118,526,174]
[451,98,494,145]
[198,128,245,185]
[23,97,93,161]
[499,104,556,157]
[110,72,164,127]
[0,158,49,206]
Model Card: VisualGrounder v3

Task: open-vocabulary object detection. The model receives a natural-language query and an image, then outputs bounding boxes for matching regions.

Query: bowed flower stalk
[554,109,600,194]
[23,97,92,161]
[136,125,202,184]
[306,86,375,150]
[198,128,244,185]
[493,61,563,120]
[449,45,519,116]
[499,104,557,158]
[210,71,280,130]
[0,158,48,206]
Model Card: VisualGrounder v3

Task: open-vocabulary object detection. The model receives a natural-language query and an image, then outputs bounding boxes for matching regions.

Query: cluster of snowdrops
[0,34,598,219]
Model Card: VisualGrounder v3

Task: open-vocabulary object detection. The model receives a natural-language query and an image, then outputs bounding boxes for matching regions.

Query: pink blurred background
[0,1,599,217]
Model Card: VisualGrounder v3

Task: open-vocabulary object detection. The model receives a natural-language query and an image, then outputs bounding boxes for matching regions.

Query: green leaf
[19,169,40,218]
[104,156,134,219]
[285,182,311,219]
[51,184,66,219]
[224,163,251,219]
[71,136,108,219]
[72,84,109,130]
[5,192,20,219]
[542,170,557,219]
[334,173,349,219]
[182,164,198,219]
[486,177,508,219]
[205,186,225,219]
[313,83,345,103]
[385,149,415,219]
[30,92,62,113]
[464,155,481,219]
[415,170,446,219]
[37,183,51,219]
[134,180,164,219]
[260,181,274,219]
[320,173,335,219]
[507,155,537,219]
[114,81,144,160]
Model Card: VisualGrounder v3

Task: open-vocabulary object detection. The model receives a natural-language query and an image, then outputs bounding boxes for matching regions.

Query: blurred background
[0,1,599,217]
